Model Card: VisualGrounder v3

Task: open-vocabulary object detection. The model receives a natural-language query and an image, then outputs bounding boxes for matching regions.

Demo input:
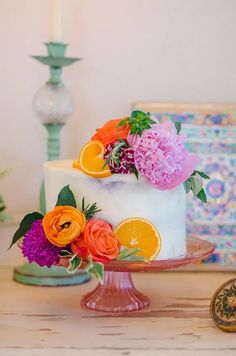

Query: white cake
[44,160,187,260]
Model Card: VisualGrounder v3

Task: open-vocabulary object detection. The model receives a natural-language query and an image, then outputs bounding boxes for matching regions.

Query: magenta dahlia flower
[22,219,61,267]
[132,120,199,190]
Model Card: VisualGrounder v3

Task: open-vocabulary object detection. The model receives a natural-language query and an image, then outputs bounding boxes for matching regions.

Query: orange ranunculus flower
[71,219,120,262]
[91,118,130,146]
[42,206,86,247]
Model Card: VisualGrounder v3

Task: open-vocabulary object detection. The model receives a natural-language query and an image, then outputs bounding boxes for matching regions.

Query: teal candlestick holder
[13,42,90,287]
[39,123,64,215]
[33,42,81,213]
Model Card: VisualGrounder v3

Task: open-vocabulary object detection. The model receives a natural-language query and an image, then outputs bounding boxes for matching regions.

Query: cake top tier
[73,110,209,202]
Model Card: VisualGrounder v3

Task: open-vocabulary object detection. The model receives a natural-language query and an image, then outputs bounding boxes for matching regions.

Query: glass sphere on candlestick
[33,82,74,212]
[33,83,73,124]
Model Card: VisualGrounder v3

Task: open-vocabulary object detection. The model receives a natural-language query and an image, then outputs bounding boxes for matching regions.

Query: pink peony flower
[132,120,199,190]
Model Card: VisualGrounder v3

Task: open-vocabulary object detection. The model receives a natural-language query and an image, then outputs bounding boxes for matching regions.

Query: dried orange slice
[72,159,80,169]
[75,140,111,178]
[114,218,161,260]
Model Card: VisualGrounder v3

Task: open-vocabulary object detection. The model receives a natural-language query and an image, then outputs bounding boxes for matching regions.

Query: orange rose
[91,118,130,146]
[71,235,89,260]
[42,206,86,247]
[71,219,119,262]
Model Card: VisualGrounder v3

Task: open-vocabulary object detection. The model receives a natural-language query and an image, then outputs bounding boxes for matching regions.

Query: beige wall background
[0,0,236,213]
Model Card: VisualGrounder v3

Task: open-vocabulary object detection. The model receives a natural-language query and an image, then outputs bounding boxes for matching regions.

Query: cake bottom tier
[44,160,187,260]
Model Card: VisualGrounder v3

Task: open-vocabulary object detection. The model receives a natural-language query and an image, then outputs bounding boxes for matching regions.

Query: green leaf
[56,185,77,208]
[184,173,208,203]
[82,197,85,211]
[9,212,44,249]
[174,121,181,134]
[84,255,94,272]
[183,180,191,193]
[117,247,141,261]
[196,189,207,203]
[131,110,143,118]
[117,118,128,127]
[82,199,102,220]
[194,170,210,180]
[117,247,146,262]
[102,155,112,170]
[190,176,203,196]
[124,254,146,262]
[125,110,156,136]
[59,250,73,258]
[67,254,82,273]
[130,165,139,180]
[102,140,128,170]
[91,262,104,284]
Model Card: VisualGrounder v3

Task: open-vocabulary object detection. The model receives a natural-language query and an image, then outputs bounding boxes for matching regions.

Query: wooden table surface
[0,265,235,356]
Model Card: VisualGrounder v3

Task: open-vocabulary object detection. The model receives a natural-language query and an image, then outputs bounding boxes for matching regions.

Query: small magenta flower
[22,219,61,268]
[132,120,199,190]
[104,141,135,174]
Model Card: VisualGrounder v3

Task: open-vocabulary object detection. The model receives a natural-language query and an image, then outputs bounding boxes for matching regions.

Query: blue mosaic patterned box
[134,103,236,268]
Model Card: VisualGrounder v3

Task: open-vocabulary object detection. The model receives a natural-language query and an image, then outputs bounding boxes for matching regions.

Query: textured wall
[0,0,236,213]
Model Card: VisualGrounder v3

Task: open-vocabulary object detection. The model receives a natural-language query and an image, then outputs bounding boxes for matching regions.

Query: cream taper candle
[51,0,62,43]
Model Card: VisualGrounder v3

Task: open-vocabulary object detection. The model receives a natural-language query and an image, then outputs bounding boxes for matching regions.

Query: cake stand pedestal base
[81,271,149,313]
[58,236,215,312]
[13,262,91,287]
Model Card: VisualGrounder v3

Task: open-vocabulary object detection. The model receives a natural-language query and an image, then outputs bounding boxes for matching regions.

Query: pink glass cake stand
[59,236,215,313]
